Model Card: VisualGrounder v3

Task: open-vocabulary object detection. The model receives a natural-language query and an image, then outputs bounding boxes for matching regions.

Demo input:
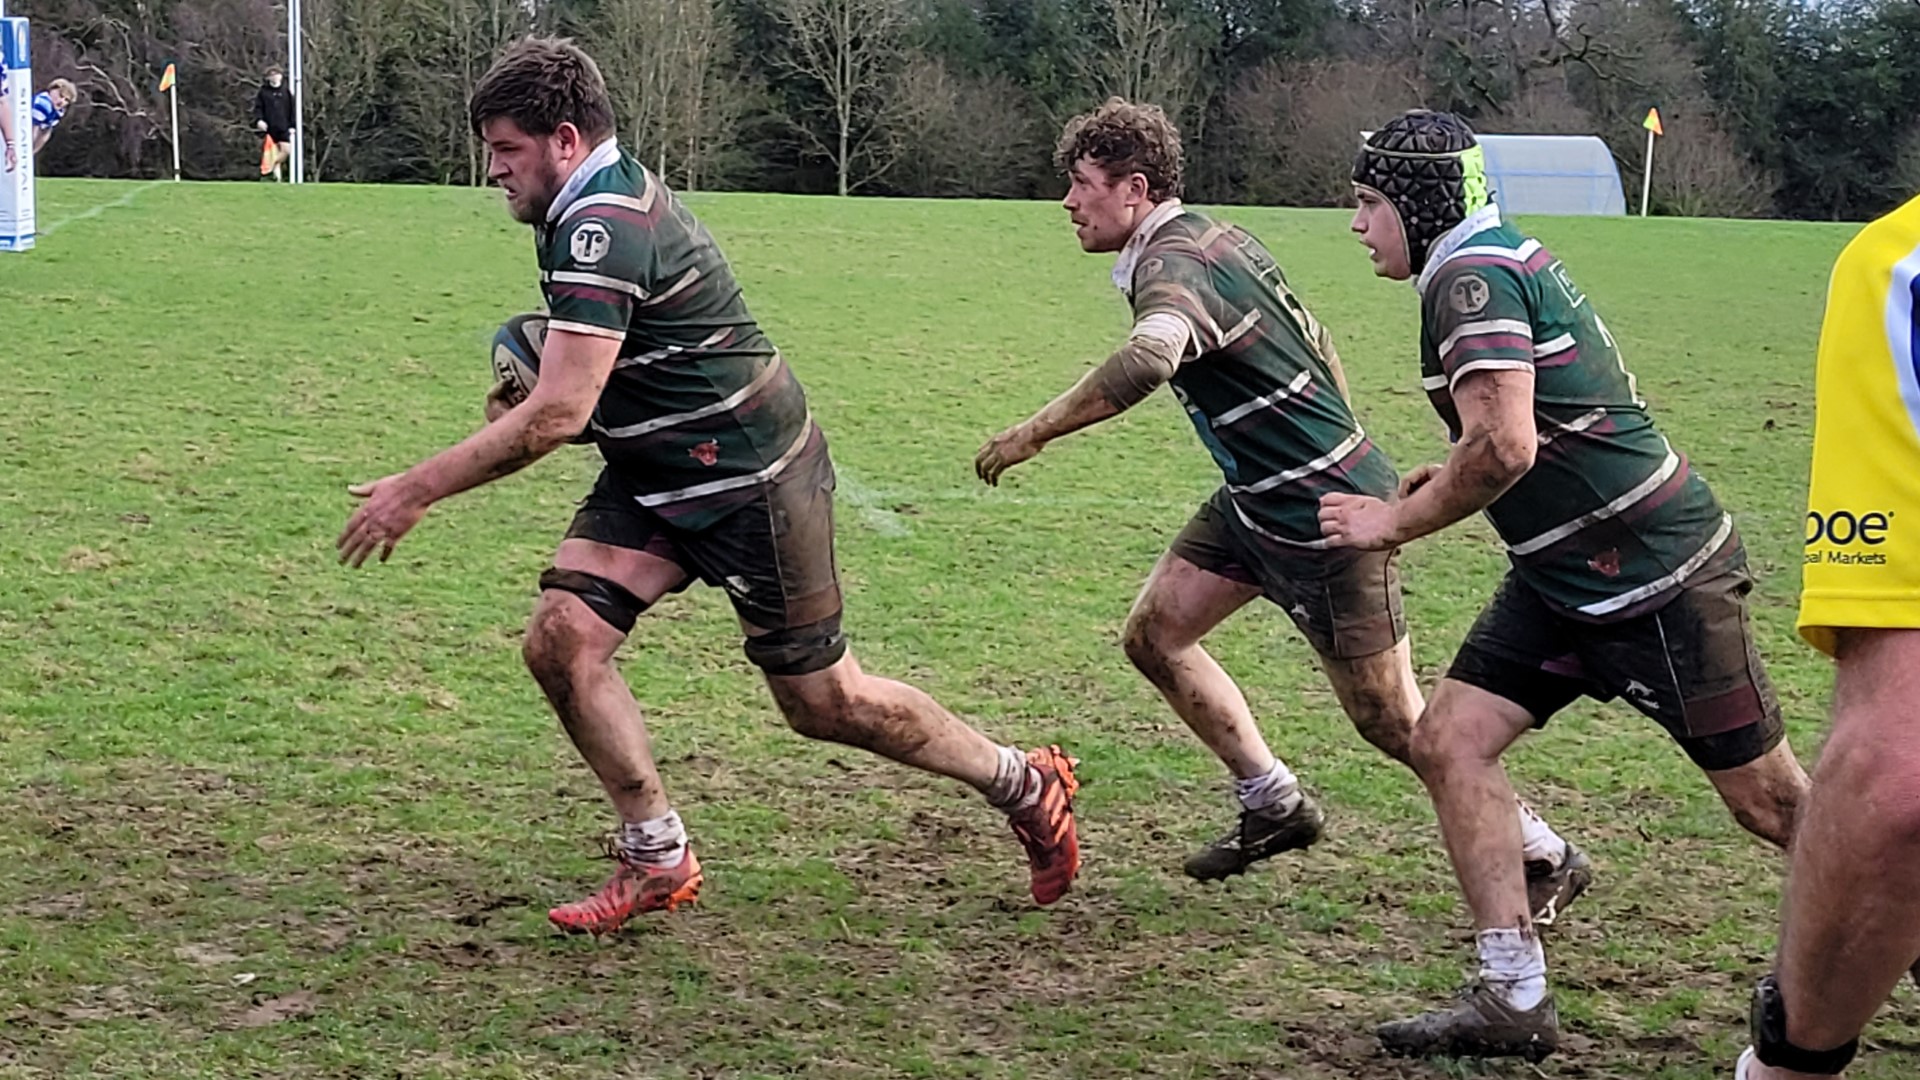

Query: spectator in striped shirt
[31,79,76,155]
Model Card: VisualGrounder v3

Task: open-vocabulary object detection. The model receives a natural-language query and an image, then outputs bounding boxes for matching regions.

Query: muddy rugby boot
[1526,841,1594,927]
[1006,746,1081,905]
[548,847,703,935]
[1182,795,1326,882]
[1377,983,1559,1062]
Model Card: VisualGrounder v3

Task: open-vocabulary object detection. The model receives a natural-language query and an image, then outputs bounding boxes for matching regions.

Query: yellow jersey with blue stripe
[1800,194,1920,655]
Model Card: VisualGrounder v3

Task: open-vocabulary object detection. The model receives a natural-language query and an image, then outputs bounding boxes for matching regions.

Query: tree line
[16,0,1920,219]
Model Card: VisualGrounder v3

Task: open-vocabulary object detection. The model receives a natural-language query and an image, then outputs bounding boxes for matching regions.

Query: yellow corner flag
[158,63,176,93]
[1643,107,1664,136]
[260,136,278,175]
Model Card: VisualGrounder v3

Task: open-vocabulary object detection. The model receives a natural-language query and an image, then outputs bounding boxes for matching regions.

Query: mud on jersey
[1125,207,1398,550]
[1417,206,1738,621]
[538,142,817,530]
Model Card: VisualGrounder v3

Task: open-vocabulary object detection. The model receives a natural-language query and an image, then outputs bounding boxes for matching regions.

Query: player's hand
[1397,463,1443,500]
[1318,493,1400,551]
[975,425,1043,486]
[338,472,431,568]
[484,380,519,424]
[256,120,268,132]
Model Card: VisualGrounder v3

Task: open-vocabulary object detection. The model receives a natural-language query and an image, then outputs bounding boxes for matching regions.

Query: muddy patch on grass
[4,757,1918,1077]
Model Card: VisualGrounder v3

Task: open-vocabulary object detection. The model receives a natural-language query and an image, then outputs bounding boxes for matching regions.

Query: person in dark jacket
[252,66,295,180]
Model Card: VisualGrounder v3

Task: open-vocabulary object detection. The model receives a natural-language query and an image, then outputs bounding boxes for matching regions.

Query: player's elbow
[522,397,595,450]
[1486,429,1536,480]
[1463,425,1535,489]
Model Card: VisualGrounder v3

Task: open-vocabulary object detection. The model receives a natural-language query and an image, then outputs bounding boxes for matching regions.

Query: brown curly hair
[1053,98,1184,201]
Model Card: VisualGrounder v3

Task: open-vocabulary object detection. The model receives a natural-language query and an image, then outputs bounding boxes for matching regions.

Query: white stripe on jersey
[1217,309,1262,350]
[545,319,626,341]
[1439,318,1533,359]
[1229,496,1335,549]
[1537,407,1609,446]
[1508,447,1681,556]
[640,267,702,308]
[1214,371,1312,426]
[1449,359,1534,392]
[1230,427,1368,496]
[633,416,815,507]
[560,189,657,223]
[1578,513,1735,617]
[547,270,649,299]
[593,356,784,439]
[615,328,733,370]
[1533,333,1576,358]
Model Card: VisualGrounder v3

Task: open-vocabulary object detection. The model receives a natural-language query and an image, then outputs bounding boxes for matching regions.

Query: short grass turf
[0,178,1909,1078]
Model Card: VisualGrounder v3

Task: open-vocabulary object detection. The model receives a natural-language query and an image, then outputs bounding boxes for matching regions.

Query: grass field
[1,177,1911,1079]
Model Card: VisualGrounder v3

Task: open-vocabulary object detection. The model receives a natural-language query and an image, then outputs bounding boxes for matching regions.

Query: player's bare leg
[763,650,1081,904]
[1125,554,1582,908]
[1323,642,1589,923]
[1380,678,1559,1061]
[524,538,703,934]
[1122,554,1326,878]
[1704,742,1808,851]
[1122,553,1270,773]
[1741,630,1920,1080]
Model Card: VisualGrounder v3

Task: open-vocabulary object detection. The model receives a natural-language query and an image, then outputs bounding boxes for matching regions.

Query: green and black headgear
[1351,110,1492,275]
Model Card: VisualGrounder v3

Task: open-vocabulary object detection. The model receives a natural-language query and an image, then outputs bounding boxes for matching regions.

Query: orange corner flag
[158,63,176,93]
[261,136,277,175]
[1643,107,1664,136]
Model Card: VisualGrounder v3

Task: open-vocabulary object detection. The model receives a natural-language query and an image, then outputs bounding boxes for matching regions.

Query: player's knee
[522,605,580,685]
[1825,732,1920,850]
[523,594,613,686]
[1407,703,1485,780]
[1121,610,1175,675]
[769,677,853,742]
[1349,692,1413,763]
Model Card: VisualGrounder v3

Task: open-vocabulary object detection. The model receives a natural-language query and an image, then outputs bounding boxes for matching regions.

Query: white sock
[1735,1047,1757,1080]
[615,810,688,868]
[986,745,1040,812]
[1477,927,1548,1010]
[1517,799,1566,867]
[1234,758,1302,818]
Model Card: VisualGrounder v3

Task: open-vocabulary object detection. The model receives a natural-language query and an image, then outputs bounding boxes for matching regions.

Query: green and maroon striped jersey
[1123,205,1399,551]
[537,143,818,529]
[1417,206,1739,621]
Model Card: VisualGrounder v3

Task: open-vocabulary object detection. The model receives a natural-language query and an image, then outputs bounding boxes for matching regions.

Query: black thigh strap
[538,568,648,633]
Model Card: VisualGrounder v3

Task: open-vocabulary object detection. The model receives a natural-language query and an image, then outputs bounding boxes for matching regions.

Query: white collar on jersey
[1414,202,1504,293]
[1111,198,1187,296]
[545,138,623,225]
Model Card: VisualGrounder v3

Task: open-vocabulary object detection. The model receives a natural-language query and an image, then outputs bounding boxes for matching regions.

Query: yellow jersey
[1801,194,1920,655]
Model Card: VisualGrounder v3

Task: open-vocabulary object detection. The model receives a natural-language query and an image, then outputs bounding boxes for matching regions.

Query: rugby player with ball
[337,37,1081,935]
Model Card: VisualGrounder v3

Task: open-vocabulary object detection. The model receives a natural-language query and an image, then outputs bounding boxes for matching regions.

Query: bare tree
[1652,109,1774,218]
[887,54,1043,197]
[1071,0,1202,126]
[774,0,908,196]
[1221,57,1424,208]
[594,0,748,191]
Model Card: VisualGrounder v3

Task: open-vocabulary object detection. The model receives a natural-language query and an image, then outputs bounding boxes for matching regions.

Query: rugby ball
[490,313,547,405]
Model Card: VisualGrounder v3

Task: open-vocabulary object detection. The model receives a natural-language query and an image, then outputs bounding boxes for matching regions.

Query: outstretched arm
[1318,368,1538,550]
[975,314,1188,485]
[337,328,618,566]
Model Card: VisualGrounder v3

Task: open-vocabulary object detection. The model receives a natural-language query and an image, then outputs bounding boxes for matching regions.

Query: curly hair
[1054,98,1184,201]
